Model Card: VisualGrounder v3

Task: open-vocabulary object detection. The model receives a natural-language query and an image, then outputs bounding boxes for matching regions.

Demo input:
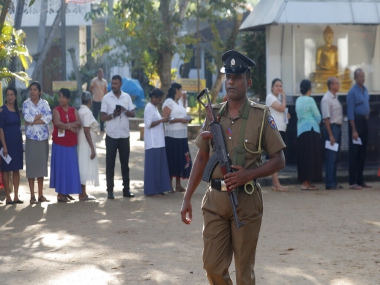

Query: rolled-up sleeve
[41,101,52,124]
[101,96,110,114]
[22,101,34,123]
[144,104,154,128]
[321,98,330,119]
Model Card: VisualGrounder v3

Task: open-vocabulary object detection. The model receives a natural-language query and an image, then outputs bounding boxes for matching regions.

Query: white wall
[23,26,81,80]
[266,26,282,94]
[266,25,294,95]
[266,24,380,95]
[10,0,91,27]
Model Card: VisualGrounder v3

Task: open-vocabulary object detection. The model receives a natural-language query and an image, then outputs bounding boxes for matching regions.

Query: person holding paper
[0,87,24,204]
[50,88,82,202]
[162,83,193,193]
[143,88,171,196]
[296,80,323,190]
[321,77,343,190]
[347,69,371,190]
[265,78,290,192]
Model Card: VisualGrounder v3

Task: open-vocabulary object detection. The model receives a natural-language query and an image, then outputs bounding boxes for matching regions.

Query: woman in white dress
[265,78,290,192]
[144,88,171,196]
[77,91,99,200]
[162,83,193,193]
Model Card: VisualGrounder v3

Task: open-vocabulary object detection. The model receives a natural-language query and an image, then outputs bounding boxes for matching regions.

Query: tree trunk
[36,0,48,83]
[210,12,243,104]
[13,0,25,30]
[157,0,190,97]
[31,8,61,81]
[9,0,26,87]
[68,47,82,106]
[158,0,173,96]
[0,0,12,31]
[157,50,173,98]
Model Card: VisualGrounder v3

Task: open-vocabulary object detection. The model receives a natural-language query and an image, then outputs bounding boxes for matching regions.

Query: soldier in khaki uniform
[180,50,286,285]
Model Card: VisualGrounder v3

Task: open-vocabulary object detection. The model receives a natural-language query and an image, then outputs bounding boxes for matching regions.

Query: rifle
[196,89,245,229]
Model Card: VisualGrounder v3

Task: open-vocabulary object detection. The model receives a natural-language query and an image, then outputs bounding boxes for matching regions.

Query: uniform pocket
[201,187,211,209]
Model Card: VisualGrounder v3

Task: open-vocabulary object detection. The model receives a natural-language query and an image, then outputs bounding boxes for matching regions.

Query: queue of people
[143,83,193,196]
[0,74,193,204]
[267,68,373,191]
[0,82,100,204]
[1,66,376,205]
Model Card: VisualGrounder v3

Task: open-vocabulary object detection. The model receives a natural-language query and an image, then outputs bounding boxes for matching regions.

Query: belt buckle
[220,180,227,191]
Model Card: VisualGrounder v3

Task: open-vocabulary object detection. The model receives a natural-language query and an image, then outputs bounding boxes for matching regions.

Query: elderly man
[180,50,285,285]
[90,68,107,132]
[321,77,343,190]
[346,69,371,190]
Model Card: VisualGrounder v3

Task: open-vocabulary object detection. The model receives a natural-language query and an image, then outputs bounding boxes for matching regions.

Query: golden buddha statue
[310,26,352,93]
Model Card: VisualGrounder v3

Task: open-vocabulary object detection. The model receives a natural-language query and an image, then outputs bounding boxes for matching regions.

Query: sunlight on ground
[51,265,116,285]
[266,267,322,284]
[331,279,357,285]
[366,220,380,227]
[37,232,77,248]
[143,269,173,283]
[96,219,112,224]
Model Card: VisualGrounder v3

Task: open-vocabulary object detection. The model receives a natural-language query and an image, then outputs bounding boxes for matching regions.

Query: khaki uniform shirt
[90,77,108,102]
[195,99,286,180]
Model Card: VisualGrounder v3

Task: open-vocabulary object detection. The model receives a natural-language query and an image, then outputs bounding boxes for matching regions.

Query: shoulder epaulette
[212,102,226,110]
[248,100,268,111]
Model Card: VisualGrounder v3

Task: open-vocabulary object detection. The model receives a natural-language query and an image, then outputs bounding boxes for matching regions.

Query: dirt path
[1,131,379,284]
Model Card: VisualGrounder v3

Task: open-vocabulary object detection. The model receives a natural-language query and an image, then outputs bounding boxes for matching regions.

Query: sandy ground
[1,131,380,285]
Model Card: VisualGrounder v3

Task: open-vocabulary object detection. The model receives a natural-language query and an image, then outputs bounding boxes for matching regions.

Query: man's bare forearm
[184,150,209,201]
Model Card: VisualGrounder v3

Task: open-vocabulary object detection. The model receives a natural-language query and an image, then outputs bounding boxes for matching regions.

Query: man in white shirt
[101,75,136,198]
[90,68,108,132]
[321,77,343,190]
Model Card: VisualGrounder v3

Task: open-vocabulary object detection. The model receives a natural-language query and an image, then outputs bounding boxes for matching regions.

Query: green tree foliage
[0,18,32,86]
[241,30,266,102]
[89,0,194,94]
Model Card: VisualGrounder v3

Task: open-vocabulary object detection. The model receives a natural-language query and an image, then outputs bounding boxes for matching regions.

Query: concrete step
[257,167,379,187]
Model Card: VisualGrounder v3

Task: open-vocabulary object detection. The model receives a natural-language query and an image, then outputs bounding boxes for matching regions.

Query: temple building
[240,0,380,167]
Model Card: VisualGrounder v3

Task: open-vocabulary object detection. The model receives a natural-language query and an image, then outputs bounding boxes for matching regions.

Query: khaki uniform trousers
[202,184,263,285]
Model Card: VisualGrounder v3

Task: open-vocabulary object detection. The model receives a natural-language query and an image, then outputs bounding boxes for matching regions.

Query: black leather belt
[210,179,245,192]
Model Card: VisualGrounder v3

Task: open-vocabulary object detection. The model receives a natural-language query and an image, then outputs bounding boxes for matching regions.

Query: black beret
[220,50,256,74]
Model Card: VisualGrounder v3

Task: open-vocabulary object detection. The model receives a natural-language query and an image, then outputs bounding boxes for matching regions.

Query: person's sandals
[30,197,38,204]
[361,183,372,188]
[5,200,14,205]
[57,196,69,203]
[175,187,186,193]
[38,196,50,202]
[349,184,362,190]
[13,199,24,204]
[79,195,96,201]
[271,185,289,192]
[66,195,75,201]
[301,186,319,190]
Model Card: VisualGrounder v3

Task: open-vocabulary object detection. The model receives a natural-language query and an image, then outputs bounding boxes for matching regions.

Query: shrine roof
[240,0,380,31]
